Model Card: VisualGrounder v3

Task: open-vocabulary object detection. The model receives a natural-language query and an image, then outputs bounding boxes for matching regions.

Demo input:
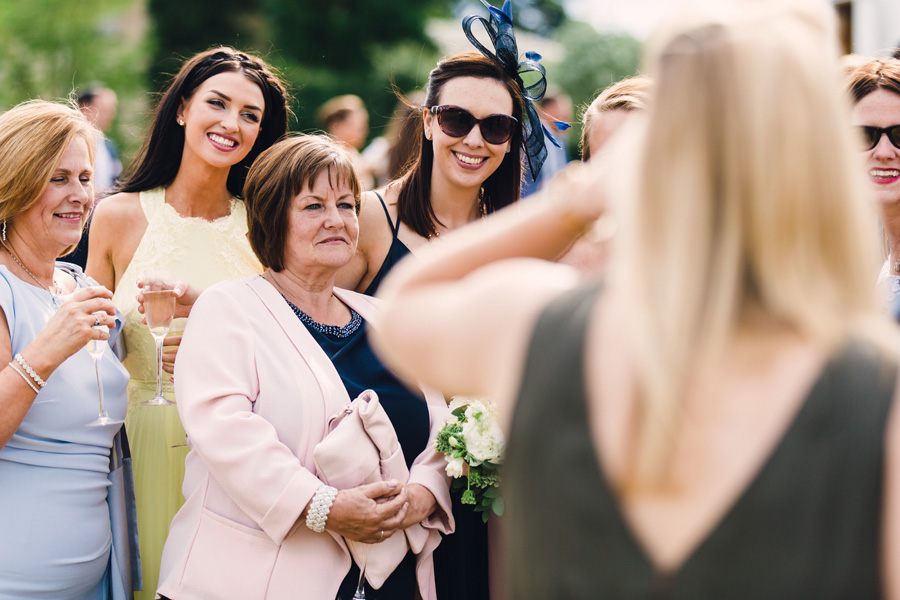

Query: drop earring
[1,220,5,242]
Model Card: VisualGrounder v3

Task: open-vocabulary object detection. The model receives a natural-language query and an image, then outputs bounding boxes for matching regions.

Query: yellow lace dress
[112,188,262,599]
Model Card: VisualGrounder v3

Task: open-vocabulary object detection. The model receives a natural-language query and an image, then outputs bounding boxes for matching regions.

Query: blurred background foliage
[0,0,641,162]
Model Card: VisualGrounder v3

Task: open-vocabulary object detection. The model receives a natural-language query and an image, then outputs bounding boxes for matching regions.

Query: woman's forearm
[376,164,603,304]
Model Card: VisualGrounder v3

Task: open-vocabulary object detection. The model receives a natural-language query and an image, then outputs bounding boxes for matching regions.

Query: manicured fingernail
[386,481,398,489]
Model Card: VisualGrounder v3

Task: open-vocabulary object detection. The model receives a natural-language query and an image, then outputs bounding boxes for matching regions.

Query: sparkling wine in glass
[86,324,121,427]
[140,273,176,406]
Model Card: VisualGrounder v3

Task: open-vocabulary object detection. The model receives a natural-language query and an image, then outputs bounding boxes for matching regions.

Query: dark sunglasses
[858,125,900,151]
[430,105,518,145]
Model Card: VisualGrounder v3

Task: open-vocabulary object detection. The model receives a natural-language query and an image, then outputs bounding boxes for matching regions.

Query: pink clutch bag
[313,389,428,588]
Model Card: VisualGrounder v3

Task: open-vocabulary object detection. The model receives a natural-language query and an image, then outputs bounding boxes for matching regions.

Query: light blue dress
[0,264,129,599]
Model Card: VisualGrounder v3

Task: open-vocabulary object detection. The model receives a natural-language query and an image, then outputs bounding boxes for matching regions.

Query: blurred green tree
[0,0,150,159]
[548,20,642,158]
[264,0,451,135]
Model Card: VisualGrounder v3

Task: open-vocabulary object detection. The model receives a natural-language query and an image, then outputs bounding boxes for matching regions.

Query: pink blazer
[157,275,453,600]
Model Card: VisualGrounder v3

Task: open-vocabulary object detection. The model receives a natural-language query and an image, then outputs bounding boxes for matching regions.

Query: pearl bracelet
[14,354,46,388]
[8,361,39,394]
[305,485,338,533]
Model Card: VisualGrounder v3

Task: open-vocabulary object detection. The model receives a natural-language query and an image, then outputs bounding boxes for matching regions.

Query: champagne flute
[86,323,120,427]
[140,271,176,406]
[352,469,393,599]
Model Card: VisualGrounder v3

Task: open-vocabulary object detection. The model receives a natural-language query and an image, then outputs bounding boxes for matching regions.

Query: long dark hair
[119,47,289,198]
[397,52,524,238]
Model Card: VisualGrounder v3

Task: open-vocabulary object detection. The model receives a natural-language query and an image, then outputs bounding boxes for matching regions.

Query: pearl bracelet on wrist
[14,353,46,388]
[8,361,39,394]
[305,485,338,533]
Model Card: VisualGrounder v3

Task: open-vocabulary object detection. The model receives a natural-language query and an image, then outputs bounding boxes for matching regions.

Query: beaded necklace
[282,296,362,338]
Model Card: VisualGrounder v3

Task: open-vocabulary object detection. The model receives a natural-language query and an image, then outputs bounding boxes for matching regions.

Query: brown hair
[0,100,97,256]
[316,95,367,131]
[844,57,900,103]
[581,76,651,161]
[397,52,525,239]
[244,134,361,271]
[119,47,289,198]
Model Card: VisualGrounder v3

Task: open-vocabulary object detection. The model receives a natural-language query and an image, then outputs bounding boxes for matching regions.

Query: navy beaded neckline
[282,296,362,338]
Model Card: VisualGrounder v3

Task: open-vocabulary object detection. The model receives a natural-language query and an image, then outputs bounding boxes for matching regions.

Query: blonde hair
[580,76,651,161]
[617,0,881,490]
[0,100,97,255]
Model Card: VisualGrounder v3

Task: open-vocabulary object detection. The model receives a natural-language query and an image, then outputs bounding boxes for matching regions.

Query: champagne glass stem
[155,336,164,399]
[353,543,370,599]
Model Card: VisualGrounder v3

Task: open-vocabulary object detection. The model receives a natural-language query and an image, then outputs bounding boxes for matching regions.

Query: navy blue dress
[360,193,491,600]
[283,298,429,599]
[362,192,412,297]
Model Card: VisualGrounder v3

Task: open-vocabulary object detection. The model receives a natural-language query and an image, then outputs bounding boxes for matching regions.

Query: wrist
[305,485,338,533]
[17,348,58,387]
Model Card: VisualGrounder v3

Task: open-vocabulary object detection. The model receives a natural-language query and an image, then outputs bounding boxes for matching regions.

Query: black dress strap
[373,191,401,238]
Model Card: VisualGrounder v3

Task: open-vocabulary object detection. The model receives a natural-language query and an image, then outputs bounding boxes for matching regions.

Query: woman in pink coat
[156,135,453,600]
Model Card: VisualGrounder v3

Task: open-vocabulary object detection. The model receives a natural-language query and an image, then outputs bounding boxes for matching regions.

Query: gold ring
[379,530,384,541]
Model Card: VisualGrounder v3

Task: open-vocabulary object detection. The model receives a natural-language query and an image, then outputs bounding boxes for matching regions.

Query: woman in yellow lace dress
[86,47,289,599]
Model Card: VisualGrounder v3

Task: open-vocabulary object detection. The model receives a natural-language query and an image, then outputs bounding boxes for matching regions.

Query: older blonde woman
[0,100,133,598]
[374,0,900,597]
[157,135,452,600]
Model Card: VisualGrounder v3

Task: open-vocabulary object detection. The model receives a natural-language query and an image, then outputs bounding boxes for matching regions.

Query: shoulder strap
[138,187,165,221]
[373,191,400,238]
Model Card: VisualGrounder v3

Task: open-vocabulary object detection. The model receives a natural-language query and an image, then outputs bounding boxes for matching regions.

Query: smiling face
[283,172,360,277]
[177,70,265,170]
[423,76,514,192]
[851,88,900,206]
[14,136,93,256]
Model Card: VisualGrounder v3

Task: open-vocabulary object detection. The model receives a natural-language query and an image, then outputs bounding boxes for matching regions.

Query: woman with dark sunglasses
[846,58,900,308]
[335,49,527,600]
[335,51,525,297]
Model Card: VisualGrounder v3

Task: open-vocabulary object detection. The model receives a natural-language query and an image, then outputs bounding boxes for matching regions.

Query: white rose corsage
[434,396,505,522]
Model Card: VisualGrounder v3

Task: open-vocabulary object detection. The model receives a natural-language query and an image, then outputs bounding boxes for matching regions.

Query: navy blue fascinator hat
[463,0,570,178]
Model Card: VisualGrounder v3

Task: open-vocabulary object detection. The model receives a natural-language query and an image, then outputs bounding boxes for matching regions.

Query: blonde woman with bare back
[372,0,900,597]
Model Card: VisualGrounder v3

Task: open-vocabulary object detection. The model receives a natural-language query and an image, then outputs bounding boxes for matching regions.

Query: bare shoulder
[87,191,148,290]
[91,191,144,228]
[338,189,397,293]
[357,189,395,249]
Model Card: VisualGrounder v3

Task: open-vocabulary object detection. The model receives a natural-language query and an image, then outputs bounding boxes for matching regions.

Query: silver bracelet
[305,485,338,533]
[8,362,39,394]
[14,354,46,388]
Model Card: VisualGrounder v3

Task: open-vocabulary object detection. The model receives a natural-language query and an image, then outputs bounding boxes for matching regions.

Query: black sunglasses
[429,105,518,145]
[858,125,900,151]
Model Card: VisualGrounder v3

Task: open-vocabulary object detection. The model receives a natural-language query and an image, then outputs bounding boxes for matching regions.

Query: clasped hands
[322,480,436,544]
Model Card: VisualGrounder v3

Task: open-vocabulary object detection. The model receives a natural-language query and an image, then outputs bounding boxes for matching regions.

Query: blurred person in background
[520,88,572,196]
[87,46,289,600]
[373,0,900,597]
[846,58,900,310]
[79,85,122,194]
[580,76,651,162]
[0,100,134,599]
[318,94,375,189]
[558,75,652,271]
[66,85,123,269]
